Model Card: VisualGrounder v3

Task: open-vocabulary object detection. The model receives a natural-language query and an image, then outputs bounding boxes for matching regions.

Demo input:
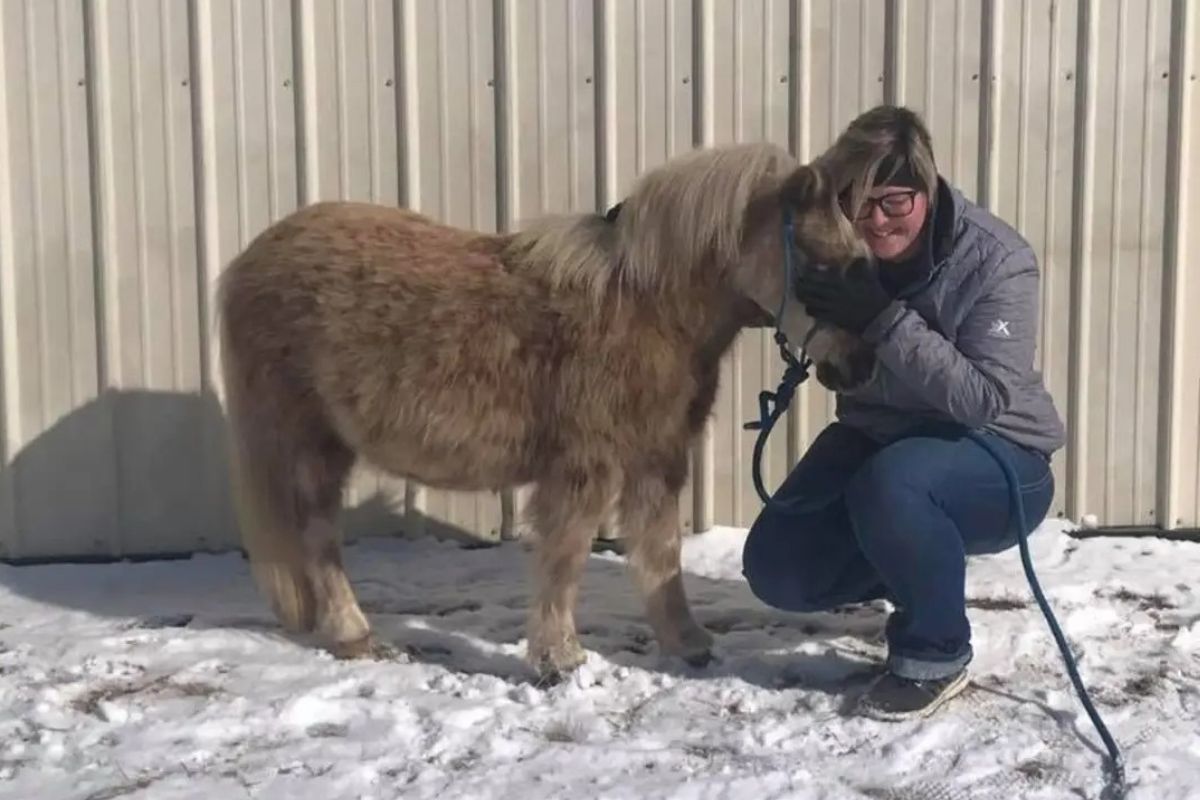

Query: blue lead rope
[965,430,1127,797]
[741,329,814,515]
[746,216,1127,798]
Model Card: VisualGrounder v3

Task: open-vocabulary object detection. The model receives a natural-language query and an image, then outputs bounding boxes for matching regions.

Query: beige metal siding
[1071,0,1174,528]
[0,0,1196,561]
[0,0,109,559]
[986,0,1080,521]
[1163,0,1200,529]
[90,0,213,556]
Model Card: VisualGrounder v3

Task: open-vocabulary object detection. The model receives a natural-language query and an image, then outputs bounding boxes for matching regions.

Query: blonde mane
[503,142,799,299]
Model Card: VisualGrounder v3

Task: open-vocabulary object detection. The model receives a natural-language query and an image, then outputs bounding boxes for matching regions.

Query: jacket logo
[988,319,1012,338]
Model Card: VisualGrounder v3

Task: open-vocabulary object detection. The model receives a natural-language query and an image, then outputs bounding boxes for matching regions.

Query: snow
[0,519,1197,799]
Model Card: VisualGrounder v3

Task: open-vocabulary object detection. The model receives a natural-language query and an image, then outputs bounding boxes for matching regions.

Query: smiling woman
[840,172,929,262]
[741,105,1068,722]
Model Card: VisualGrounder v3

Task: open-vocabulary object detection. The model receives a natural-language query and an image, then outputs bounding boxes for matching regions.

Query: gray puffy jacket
[835,178,1067,457]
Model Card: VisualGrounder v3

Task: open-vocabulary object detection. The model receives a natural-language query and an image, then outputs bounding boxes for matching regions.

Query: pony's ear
[780,164,828,211]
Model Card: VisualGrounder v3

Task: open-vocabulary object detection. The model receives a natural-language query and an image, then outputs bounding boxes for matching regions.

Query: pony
[216,141,875,682]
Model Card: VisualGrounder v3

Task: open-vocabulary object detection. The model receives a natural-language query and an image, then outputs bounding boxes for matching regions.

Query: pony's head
[607,142,878,391]
[717,152,879,393]
[505,141,877,391]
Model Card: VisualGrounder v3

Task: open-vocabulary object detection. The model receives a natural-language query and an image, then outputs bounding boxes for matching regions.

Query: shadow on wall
[0,388,495,565]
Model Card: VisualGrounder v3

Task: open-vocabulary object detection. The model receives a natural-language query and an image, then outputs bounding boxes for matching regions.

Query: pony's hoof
[679,623,715,654]
[528,638,587,685]
[661,623,715,668]
[533,665,568,689]
[329,634,377,660]
[532,654,586,688]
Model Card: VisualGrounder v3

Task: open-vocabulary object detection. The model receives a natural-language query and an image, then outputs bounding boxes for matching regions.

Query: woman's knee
[740,513,819,611]
[740,511,788,588]
[741,506,879,612]
[843,433,1056,556]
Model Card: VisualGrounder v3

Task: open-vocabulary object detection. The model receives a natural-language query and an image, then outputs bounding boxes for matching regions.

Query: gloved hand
[793,259,892,336]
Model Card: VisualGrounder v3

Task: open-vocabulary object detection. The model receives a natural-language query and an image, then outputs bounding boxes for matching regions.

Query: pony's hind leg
[525,464,616,683]
[618,467,714,667]
[294,440,374,658]
[222,303,370,656]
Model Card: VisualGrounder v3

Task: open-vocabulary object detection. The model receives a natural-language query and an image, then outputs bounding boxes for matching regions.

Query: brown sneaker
[854,668,970,721]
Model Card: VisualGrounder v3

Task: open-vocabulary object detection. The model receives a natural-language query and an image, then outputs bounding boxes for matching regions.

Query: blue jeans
[741,422,1055,680]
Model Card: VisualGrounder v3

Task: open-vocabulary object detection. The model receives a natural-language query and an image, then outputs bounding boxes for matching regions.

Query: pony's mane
[502,142,799,299]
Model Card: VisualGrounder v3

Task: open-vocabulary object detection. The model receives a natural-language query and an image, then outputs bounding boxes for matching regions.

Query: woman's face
[844,185,929,262]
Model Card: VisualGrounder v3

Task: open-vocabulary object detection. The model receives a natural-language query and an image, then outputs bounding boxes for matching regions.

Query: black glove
[793,260,892,336]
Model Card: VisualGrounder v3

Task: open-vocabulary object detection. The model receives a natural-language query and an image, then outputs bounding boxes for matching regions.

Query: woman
[741,105,1066,720]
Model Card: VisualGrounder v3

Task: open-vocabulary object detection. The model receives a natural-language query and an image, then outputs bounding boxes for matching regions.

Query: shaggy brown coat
[217,142,871,681]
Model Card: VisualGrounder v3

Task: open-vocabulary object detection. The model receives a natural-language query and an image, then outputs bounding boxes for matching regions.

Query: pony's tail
[218,308,318,635]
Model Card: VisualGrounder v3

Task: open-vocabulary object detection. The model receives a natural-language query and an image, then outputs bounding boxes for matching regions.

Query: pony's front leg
[619,470,714,667]
[525,466,615,684]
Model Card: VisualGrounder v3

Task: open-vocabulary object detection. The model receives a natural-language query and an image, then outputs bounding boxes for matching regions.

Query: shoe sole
[856,670,972,722]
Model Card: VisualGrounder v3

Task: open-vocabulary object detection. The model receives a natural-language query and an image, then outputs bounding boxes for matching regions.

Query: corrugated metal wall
[0,0,1196,561]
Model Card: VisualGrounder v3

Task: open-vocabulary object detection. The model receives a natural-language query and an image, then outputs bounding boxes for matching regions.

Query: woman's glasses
[840,189,919,221]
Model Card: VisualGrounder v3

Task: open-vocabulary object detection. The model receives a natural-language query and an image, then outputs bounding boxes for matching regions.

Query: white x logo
[989,319,1011,338]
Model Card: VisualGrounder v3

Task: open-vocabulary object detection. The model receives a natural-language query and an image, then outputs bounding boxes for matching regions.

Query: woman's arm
[796,247,1041,431]
[796,246,1042,429]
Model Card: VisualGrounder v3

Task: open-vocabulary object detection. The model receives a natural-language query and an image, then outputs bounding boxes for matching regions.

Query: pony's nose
[790,261,835,300]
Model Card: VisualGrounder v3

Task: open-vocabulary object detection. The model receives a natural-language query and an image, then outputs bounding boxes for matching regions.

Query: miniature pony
[217,142,873,681]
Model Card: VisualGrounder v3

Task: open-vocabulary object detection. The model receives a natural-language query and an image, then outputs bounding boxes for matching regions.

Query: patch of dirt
[72,675,223,719]
[402,641,452,659]
[682,741,740,761]
[1087,661,1171,708]
[1098,587,1177,611]
[1124,661,1171,699]
[360,599,482,616]
[1016,759,1056,780]
[448,749,482,771]
[543,716,588,743]
[306,722,349,738]
[82,771,167,800]
[122,614,194,630]
[967,595,1029,611]
[621,631,652,655]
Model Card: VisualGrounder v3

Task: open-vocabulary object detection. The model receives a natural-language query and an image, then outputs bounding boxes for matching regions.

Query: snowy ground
[0,519,1196,800]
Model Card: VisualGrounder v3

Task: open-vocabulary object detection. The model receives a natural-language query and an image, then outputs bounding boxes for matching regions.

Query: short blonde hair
[816,105,939,220]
